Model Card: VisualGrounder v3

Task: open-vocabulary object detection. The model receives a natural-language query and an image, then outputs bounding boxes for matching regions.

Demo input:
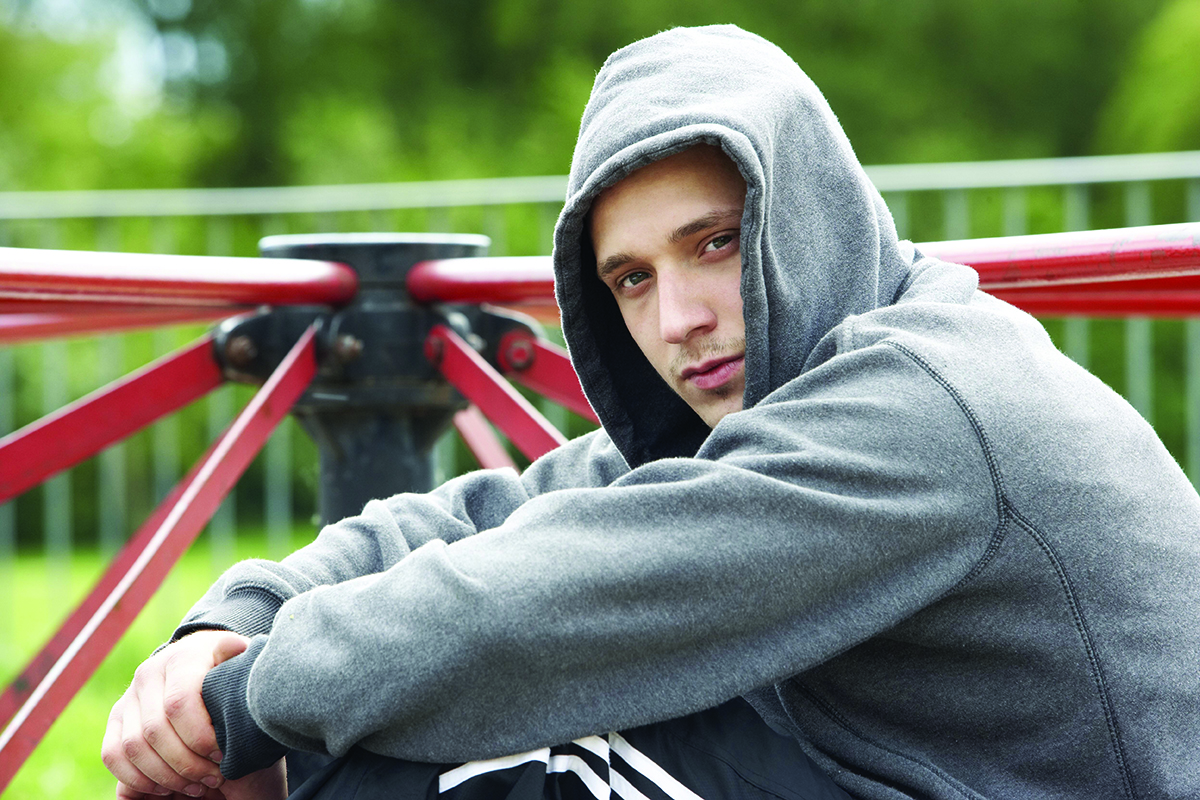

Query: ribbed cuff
[175,589,284,643]
[202,635,289,780]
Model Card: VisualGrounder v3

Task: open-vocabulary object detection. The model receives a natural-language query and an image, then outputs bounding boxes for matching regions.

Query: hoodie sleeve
[172,427,628,641]
[216,343,1000,766]
[174,429,628,778]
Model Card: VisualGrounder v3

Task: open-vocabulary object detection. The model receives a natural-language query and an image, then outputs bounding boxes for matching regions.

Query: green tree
[1095,0,1200,153]
[2,0,1178,192]
[0,4,233,191]
[130,0,1170,194]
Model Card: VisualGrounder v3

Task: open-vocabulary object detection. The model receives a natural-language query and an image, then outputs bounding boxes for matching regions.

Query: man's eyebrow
[597,253,635,281]
[595,208,743,281]
[668,208,743,245]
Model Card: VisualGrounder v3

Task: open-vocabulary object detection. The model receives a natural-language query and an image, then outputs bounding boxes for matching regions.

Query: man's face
[590,145,746,428]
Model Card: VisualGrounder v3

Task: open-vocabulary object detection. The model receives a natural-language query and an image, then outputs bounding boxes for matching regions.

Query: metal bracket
[450,304,544,370]
[213,306,329,384]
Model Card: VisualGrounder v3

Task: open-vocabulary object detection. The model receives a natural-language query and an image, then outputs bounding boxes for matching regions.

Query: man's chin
[690,392,745,428]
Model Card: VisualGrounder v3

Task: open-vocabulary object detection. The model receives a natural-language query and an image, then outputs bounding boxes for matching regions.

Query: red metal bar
[1012,273,1200,295]
[993,289,1200,318]
[0,246,358,307]
[0,326,317,792]
[0,308,229,344]
[497,331,598,424]
[426,324,567,461]
[453,406,518,470]
[0,336,225,504]
[0,454,202,731]
[408,256,553,305]
[0,299,227,314]
[407,222,1200,308]
[922,222,1200,289]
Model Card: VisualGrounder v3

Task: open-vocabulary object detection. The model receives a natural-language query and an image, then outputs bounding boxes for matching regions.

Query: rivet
[225,335,257,368]
[505,338,535,370]
[333,334,364,362]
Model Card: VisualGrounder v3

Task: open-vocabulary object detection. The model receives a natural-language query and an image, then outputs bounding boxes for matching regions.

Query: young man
[104,25,1200,799]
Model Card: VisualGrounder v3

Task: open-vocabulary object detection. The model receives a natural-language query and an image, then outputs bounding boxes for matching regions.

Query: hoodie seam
[1006,508,1137,800]
[879,340,1136,800]
[791,683,987,800]
[880,341,1007,585]
[771,339,1004,799]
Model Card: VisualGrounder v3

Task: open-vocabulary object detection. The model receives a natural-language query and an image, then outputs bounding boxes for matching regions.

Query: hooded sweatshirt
[192,25,1200,798]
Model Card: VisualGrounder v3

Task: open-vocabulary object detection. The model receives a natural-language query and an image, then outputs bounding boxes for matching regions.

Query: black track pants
[285,697,852,800]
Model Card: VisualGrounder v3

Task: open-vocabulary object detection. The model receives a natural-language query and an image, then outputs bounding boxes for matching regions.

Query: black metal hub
[211,233,540,525]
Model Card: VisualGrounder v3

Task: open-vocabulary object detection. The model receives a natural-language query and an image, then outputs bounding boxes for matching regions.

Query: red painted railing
[3,220,1200,791]
[0,337,225,505]
[0,247,357,306]
[0,328,318,780]
[0,247,357,345]
[409,222,1200,317]
[426,324,568,460]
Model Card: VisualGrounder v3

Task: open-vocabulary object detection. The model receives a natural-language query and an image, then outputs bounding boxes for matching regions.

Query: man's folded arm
[216,355,1001,768]
[200,636,288,779]
[171,429,626,643]
[157,429,625,778]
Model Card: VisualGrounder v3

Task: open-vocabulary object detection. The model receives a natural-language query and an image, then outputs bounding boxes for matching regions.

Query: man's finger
[210,631,249,666]
[128,666,216,797]
[115,779,172,798]
[159,637,236,762]
[102,689,170,797]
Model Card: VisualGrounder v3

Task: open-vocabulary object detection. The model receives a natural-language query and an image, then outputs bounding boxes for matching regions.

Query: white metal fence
[2,150,1199,569]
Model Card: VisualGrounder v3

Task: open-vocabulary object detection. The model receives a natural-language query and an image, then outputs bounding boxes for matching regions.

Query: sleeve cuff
[202,635,290,780]
[174,588,284,642]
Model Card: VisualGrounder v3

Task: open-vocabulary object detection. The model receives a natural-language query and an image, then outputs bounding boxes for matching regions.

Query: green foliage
[87,0,1174,191]
[0,0,1183,193]
[1096,0,1200,153]
[0,12,235,191]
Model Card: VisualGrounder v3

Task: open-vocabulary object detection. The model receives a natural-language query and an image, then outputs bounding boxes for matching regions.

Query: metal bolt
[333,334,364,363]
[225,335,257,369]
[504,337,535,370]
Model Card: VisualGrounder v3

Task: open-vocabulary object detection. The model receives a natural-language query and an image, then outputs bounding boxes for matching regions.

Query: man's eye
[618,271,649,289]
[704,233,737,253]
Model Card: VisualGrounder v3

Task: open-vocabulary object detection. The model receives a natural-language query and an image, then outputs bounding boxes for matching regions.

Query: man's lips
[680,355,745,391]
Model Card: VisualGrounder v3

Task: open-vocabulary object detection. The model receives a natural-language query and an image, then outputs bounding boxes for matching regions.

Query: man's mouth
[680,355,745,391]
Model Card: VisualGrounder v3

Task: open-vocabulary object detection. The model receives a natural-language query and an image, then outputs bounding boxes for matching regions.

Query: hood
[552,25,915,468]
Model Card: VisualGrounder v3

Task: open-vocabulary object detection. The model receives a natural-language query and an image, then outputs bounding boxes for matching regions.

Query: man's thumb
[211,632,251,666]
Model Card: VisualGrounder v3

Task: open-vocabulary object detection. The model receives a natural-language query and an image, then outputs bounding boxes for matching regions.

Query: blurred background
[2,0,1199,795]
[3,0,1198,187]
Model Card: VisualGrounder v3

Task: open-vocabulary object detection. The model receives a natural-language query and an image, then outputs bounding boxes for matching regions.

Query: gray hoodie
[193,25,1200,798]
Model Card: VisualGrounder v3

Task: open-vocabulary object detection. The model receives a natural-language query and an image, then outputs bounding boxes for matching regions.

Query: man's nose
[658,272,717,344]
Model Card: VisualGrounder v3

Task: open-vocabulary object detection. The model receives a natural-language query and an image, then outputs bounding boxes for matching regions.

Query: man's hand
[207,758,287,800]
[112,758,287,800]
[103,630,250,798]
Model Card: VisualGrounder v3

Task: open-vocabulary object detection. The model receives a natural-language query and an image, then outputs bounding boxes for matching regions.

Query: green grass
[1,530,308,799]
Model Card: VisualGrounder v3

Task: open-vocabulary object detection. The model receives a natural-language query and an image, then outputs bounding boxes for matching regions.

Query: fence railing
[1,150,1198,575]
